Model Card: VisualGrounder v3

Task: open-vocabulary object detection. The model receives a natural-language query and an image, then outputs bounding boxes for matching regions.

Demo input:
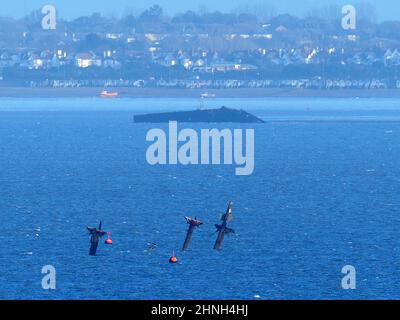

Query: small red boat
[100,90,119,98]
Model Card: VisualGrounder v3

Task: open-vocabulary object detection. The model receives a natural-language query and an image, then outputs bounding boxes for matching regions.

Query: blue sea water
[1,97,400,300]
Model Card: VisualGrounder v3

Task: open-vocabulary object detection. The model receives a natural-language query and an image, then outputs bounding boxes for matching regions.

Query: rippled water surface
[1,97,400,299]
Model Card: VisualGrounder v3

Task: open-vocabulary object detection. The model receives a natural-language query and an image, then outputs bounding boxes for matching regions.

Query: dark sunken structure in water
[214,202,235,251]
[182,217,203,251]
[87,221,107,256]
[134,107,265,123]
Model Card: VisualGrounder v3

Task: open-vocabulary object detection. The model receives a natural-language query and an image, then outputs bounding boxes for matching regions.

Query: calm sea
[1,97,400,300]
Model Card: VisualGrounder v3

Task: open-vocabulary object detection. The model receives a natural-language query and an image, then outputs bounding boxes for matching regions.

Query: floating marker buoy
[169,251,178,263]
[105,232,113,245]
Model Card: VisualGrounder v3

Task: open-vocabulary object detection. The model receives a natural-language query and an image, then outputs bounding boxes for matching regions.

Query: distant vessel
[100,90,119,98]
[134,106,265,123]
[201,92,216,98]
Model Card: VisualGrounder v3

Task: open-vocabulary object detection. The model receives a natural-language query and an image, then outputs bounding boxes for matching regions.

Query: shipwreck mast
[182,217,203,251]
[214,202,235,251]
[87,221,107,256]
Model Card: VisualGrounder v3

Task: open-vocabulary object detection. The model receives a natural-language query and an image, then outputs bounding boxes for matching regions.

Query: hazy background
[5,0,400,21]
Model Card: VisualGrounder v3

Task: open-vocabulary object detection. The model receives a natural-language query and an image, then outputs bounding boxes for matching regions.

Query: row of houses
[1,47,400,75]
[150,47,400,72]
[0,50,122,70]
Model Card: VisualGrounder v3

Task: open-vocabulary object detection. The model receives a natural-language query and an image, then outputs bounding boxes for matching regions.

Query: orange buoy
[169,251,178,264]
[105,232,113,245]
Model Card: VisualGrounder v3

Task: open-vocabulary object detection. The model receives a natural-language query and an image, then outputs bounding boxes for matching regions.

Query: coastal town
[1,4,400,90]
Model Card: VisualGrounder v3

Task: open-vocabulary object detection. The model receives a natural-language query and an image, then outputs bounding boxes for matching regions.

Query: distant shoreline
[1,87,400,98]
